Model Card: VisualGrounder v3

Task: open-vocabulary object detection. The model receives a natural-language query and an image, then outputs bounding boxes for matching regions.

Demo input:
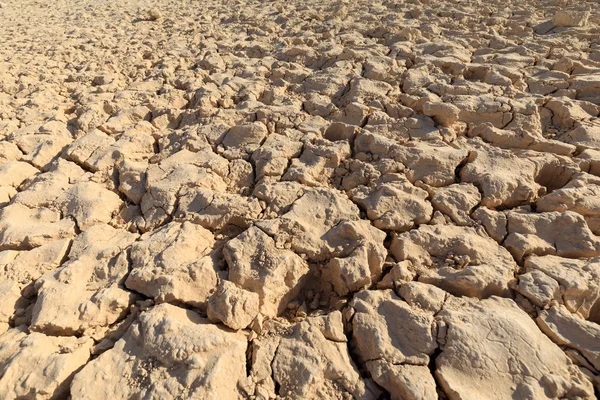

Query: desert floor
[0,0,600,398]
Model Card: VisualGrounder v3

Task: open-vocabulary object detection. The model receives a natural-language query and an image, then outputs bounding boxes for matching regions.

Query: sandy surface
[0,0,600,398]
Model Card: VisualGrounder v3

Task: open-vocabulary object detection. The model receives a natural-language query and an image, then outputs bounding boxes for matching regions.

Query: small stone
[147,8,162,21]
[552,10,589,28]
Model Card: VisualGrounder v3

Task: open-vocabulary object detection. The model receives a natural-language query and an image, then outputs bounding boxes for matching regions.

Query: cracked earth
[0,0,600,399]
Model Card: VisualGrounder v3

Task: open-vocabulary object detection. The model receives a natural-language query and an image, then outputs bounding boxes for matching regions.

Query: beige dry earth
[0,0,600,398]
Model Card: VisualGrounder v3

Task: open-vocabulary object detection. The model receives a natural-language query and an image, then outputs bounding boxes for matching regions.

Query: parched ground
[0,0,600,398]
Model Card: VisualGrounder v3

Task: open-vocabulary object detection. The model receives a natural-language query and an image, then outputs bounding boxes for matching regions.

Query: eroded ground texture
[0,0,600,398]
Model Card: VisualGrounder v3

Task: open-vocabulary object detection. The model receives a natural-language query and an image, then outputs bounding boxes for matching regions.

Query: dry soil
[0,0,600,399]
